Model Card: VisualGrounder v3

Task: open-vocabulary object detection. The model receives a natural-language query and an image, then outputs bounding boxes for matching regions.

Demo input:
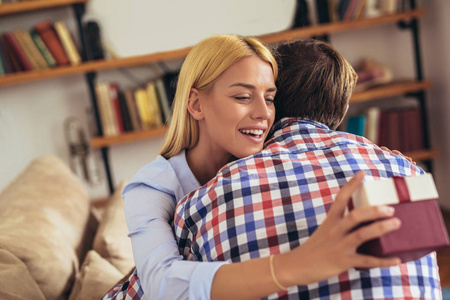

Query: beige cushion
[93,181,134,274]
[68,250,124,300]
[0,248,46,300]
[0,156,91,300]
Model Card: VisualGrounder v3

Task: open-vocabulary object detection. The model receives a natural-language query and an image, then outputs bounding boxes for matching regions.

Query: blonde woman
[103,35,401,300]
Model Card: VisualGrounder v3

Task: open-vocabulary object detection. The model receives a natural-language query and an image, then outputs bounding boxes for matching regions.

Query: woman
[103,35,400,300]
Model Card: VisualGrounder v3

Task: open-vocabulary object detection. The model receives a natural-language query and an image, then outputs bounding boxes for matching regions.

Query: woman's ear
[187,88,204,120]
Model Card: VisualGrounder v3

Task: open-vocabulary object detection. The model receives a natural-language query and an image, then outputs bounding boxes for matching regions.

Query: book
[292,0,311,28]
[17,30,49,69]
[163,71,178,108]
[30,30,57,68]
[12,30,40,70]
[0,35,14,74]
[134,88,155,130]
[109,83,124,134]
[83,21,104,61]
[365,106,380,144]
[146,81,163,127]
[316,0,330,23]
[3,32,33,71]
[155,78,172,123]
[1,34,23,73]
[53,21,82,65]
[399,108,424,152]
[346,115,366,136]
[117,89,133,132]
[95,82,117,137]
[124,89,142,131]
[34,21,70,66]
[0,38,6,75]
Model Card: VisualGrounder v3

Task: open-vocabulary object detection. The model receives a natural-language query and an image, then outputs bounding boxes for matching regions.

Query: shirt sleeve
[123,182,229,300]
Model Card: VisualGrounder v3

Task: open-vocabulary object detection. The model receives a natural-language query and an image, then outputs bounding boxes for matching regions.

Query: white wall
[1,1,449,205]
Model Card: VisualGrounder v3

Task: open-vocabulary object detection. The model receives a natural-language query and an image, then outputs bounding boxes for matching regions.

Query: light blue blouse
[122,150,228,300]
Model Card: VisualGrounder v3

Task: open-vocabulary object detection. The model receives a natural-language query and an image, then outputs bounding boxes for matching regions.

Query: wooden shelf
[405,148,439,161]
[350,80,432,104]
[0,8,425,88]
[90,126,169,149]
[0,0,86,16]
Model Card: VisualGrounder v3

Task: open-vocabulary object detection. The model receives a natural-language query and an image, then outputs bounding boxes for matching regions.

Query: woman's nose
[250,96,271,120]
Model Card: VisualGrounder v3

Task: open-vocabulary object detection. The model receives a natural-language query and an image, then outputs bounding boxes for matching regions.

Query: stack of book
[311,0,412,24]
[345,106,425,153]
[0,20,81,76]
[95,78,172,137]
[354,58,393,92]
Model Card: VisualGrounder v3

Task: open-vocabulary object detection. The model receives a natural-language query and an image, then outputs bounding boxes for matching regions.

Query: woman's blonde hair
[159,34,278,158]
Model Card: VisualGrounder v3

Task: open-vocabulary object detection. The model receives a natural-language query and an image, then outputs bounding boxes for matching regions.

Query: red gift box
[350,174,449,263]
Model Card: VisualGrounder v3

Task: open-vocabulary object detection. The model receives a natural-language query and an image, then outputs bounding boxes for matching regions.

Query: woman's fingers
[328,171,365,218]
[337,205,396,234]
[347,217,401,248]
[353,254,401,269]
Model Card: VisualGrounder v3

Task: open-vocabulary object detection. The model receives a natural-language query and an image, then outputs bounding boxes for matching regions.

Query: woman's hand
[276,171,402,287]
[380,146,416,165]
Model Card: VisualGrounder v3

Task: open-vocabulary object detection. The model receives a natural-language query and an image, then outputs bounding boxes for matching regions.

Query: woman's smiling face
[194,55,277,160]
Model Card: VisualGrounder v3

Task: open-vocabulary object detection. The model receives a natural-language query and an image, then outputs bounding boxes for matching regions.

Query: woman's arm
[123,183,228,300]
[210,172,401,300]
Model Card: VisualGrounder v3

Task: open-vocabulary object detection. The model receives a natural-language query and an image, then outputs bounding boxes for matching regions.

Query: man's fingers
[328,171,365,218]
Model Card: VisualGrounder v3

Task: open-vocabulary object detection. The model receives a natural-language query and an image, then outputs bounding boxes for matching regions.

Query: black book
[316,0,330,23]
[292,0,311,28]
[83,21,105,61]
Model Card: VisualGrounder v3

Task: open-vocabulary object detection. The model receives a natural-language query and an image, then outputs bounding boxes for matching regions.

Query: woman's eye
[235,96,251,101]
[265,98,275,104]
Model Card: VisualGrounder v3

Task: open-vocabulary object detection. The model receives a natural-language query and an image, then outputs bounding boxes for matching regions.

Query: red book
[34,21,69,66]
[0,34,15,73]
[3,32,33,71]
[109,83,124,134]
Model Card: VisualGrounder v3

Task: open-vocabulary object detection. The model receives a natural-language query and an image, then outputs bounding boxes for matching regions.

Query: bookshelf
[0,2,436,193]
[0,8,425,88]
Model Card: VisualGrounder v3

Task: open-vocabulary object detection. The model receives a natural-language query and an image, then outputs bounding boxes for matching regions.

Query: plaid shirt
[174,118,442,300]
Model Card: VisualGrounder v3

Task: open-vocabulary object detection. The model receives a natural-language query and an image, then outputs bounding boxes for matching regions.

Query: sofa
[0,155,135,300]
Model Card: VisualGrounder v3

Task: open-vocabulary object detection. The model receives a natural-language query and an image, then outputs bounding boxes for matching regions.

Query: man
[174,39,441,299]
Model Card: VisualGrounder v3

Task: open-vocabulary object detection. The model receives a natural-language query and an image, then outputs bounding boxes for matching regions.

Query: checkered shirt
[174,118,442,300]
[102,267,146,300]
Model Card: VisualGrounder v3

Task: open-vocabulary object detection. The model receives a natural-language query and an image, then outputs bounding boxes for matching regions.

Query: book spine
[109,83,124,134]
[30,30,57,68]
[3,32,33,71]
[146,82,163,127]
[0,35,14,73]
[53,21,81,65]
[117,89,133,132]
[34,21,70,66]
[0,38,7,75]
[13,31,40,70]
[134,88,153,130]
[155,78,172,124]
[124,89,142,131]
[19,30,49,69]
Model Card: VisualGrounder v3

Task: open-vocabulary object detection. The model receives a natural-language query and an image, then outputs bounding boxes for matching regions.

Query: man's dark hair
[274,39,357,129]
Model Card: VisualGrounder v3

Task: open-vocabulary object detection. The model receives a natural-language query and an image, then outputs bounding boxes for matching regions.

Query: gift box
[350,173,449,263]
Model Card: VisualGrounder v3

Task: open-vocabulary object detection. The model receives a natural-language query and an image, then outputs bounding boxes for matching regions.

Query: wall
[0,1,449,205]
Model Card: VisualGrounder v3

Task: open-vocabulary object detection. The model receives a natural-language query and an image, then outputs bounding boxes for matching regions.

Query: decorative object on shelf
[64,116,102,186]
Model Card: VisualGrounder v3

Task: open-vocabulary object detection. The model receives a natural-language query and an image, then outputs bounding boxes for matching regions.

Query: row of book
[95,79,173,137]
[294,0,412,26]
[345,106,425,153]
[0,20,82,75]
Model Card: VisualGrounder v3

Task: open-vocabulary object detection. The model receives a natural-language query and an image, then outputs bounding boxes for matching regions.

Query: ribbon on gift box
[348,173,439,212]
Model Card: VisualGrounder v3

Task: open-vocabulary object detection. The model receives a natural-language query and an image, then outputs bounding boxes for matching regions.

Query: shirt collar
[270,118,329,137]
